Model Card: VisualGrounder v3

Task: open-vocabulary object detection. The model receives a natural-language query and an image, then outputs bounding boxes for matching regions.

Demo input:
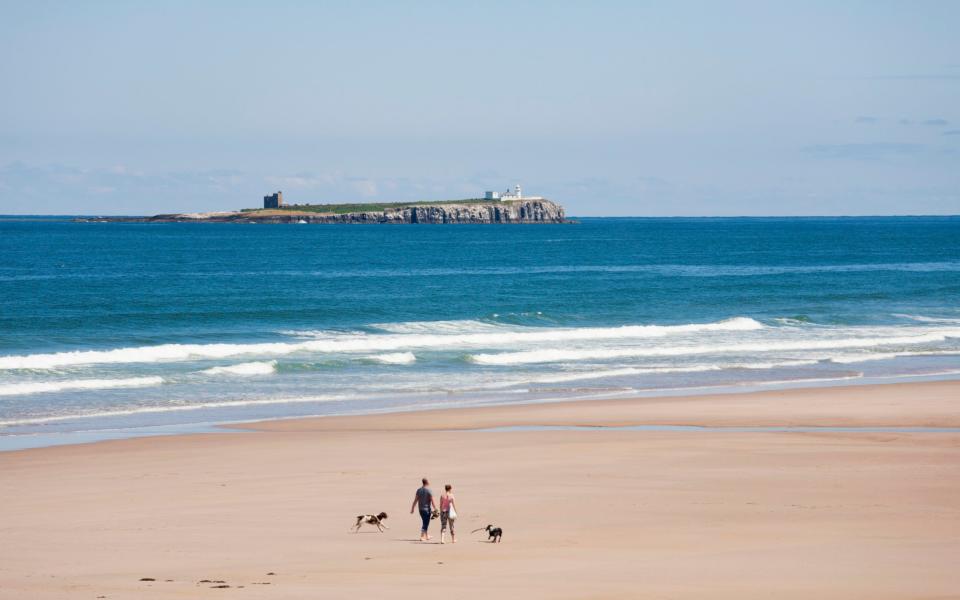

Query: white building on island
[484,184,543,201]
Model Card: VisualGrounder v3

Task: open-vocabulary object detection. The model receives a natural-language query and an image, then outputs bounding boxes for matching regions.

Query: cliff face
[318,200,566,224]
[125,200,567,224]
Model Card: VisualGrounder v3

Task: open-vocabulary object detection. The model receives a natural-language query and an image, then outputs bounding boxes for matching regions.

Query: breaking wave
[893,314,960,324]
[827,350,960,364]
[0,376,164,397]
[473,360,823,389]
[469,330,960,365]
[200,360,277,376]
[370,319,515,334]
[0,317,763,370]
[366,352,416,365]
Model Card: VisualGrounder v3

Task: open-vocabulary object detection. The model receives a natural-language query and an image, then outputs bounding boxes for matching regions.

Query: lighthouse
[483,184,543,202]
[501,184,524,200]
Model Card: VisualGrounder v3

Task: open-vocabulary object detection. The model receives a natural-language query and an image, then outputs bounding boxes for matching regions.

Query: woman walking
[440,484,458,544]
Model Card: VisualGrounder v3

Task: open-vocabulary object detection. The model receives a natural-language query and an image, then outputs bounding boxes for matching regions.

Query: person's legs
[440,512,448,544]
[419,509,431,540]
[450,518,456,543]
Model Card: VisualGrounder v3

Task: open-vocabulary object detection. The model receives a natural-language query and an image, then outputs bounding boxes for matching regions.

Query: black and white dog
[473,524,503,543]
[353,512,389,533]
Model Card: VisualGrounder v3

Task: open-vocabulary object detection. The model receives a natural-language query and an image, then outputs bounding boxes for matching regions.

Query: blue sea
[1,216,959,449]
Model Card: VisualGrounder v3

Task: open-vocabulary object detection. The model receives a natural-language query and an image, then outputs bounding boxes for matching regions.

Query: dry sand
[1,381,958,599]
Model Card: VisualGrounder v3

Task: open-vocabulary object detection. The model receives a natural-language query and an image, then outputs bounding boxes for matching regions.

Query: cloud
[350,178,378,197]
[264,172,338,190]
[0,163,423,213]
[855,116,879,124]
[0,163,249,214]
[2,164,442,214]
[536,176,673,209]
[634,176,671,189]
[923,119,949,127]
[801,143,924,160]
[260,171,494,204]
[865,74,960,80]
[943,130,960,136]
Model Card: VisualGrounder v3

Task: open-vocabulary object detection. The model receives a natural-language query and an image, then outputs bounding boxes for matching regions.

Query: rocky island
[87,196,567,225]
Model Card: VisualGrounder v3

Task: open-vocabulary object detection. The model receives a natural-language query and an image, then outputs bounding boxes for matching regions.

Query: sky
[1,0,958,216]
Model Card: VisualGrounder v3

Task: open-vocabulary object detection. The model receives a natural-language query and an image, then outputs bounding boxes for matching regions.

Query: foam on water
[0,342,296,370]
[370,319,513,334]
[366,352,417,364]
[469,330,960,365]
[0,393,352,427]
[0,317,764,370]
[893,314,960,324]
[200,360,277,376]
[0,376,164,397]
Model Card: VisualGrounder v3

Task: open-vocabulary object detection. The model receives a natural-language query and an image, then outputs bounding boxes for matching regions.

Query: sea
[1,216,958,449]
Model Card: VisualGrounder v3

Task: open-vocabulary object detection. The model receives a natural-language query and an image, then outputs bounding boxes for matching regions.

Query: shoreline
[2,374,958,452]
[1,379,957,598]
[2,375,959,453]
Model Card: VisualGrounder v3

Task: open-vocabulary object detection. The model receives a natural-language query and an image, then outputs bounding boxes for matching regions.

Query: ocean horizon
[2,215,958,449]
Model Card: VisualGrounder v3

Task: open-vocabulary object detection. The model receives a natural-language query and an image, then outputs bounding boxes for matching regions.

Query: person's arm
[431,493,438,512]
[411,492,418,514]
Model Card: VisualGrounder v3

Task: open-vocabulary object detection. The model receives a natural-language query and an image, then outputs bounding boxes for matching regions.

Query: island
[86,186,568,224]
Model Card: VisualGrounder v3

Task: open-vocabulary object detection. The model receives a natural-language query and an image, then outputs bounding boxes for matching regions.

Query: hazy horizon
[1,1,958,216]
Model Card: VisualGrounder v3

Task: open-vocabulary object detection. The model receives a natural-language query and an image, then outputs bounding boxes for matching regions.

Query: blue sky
[1,1,958,215]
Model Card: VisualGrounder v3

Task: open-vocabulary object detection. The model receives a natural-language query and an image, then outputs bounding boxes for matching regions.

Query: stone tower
[263,191,284,209]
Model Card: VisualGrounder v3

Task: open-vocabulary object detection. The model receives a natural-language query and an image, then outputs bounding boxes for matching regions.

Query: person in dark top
[410,477,438,541]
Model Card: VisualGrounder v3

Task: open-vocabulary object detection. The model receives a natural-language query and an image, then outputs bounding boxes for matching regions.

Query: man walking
[410,477,437,542]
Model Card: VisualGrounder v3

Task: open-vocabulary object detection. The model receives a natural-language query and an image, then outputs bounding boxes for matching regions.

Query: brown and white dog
[353,512,389,533]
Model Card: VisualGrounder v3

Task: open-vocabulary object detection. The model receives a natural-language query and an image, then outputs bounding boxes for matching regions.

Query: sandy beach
[1,380,958,599]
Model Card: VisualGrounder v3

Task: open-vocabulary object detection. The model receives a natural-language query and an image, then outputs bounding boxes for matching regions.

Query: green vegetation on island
[243,198,496,215]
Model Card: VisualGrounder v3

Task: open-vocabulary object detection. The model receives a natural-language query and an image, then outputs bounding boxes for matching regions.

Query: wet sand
[1,381,958,599]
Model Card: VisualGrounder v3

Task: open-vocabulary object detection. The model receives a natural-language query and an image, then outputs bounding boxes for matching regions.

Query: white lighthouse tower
[484,183,542,201]
[501,184,523,200]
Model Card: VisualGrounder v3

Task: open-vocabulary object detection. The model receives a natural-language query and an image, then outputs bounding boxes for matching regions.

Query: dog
[353,512,389,533]
[472,524,503,543]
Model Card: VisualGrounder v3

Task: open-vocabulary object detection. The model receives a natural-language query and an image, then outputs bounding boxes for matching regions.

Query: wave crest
[200,360,277,376]
[469,331,960,365]
[366,352,416,365]
[0,376,164,397]
[0,317,764,370]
